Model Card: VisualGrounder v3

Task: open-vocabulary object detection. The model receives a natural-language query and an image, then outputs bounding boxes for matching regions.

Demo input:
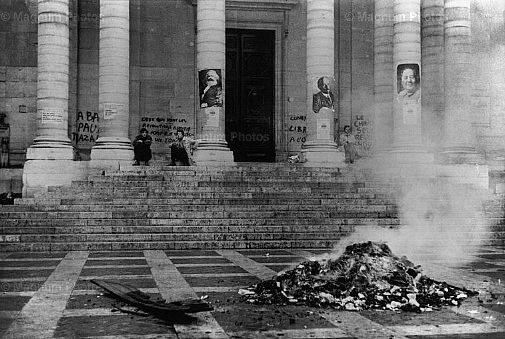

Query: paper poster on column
[205,107,220,128]
[317,118,330,140]
[40,108,64,124]
[396,63,421,126]
[103,103,118,120]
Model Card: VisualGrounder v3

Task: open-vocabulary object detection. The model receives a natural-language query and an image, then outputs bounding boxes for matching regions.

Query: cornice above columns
[188,0,298,11]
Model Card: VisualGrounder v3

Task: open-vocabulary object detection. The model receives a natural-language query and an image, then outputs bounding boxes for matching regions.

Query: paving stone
[5,252,66,259]
[474,271,505,281]
[0,260,60,267]
[0,280,45,292]
[0,296,32,311]
[0,269,55,279]
[360,309,484,327]
[79,266,152,277]
[87,251,144,258]
[184,276,261,288]
[0,317,14,337]
[249,256,305,264]
[177,266,248,275]
[165,250,220,257]
[212,304,338,333]
[74,278,157,291]
[170,257,232,265]
[54,315,177,338]
[84,258,148,266]
[406,333,505,339]
[66,292,162,310]
[237,249,294,256]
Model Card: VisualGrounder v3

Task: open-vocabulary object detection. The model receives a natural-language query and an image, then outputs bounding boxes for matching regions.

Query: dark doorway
[225,29,275,162]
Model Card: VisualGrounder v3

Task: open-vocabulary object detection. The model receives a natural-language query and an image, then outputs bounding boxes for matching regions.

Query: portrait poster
[312,76,335,114]
[396,63,421,126]
[199,69,223,108]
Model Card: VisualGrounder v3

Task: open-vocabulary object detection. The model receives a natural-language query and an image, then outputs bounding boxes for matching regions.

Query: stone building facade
[0,0,504,194]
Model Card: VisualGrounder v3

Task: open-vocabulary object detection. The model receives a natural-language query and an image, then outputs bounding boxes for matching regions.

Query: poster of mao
[312,76,335,114]
[199,69,223,108]
[396,63,421,125]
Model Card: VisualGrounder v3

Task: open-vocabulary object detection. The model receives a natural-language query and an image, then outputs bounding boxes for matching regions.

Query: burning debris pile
[240,242,477,312]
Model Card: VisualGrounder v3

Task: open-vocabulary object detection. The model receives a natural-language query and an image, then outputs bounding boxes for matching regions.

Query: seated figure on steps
[132,128,152,166]
[170,129,197,166]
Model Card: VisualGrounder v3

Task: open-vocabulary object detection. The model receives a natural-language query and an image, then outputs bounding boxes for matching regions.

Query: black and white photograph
[1,0,504,338]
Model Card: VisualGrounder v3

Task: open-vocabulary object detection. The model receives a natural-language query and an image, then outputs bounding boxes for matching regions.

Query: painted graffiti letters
[353,115,373,156]
[72,111,99,145]
[288,115,307,144]
[140,116,193,146]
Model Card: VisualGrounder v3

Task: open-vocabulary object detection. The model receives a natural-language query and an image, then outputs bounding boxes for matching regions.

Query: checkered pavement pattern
[1,248,505,338]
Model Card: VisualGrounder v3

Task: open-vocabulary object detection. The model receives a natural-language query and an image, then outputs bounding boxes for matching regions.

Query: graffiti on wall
[72,111,99,147]
[353,114,373,156]
[140,116,193,145]
[287,115,307,148]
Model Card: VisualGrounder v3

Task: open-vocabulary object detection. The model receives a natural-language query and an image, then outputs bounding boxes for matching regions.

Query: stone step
[15,197,397,206]
[1,203,398,213]
[1,217,401,228]
[0,210,399,220]
[2,237,505,252]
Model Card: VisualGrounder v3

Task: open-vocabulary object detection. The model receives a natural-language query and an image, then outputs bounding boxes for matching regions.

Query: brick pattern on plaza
[1,248,505,338]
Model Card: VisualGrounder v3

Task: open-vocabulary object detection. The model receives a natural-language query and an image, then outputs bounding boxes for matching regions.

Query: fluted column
[391,0,429,161]
[301,0,344,167]
[442,0,475,157]
[373,0,394,155]
[421,0,444,152]
[91,0,133,160]
[192,0,234,165]
[26,0,74,160]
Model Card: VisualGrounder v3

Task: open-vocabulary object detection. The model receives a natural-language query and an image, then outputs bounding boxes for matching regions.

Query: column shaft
[91,0,132,160]
[421,0,444,152]
[442,0,475,154]
[374,0,394,154]
[26,0,73,160]
[192,0,234,165]
[391,0,426,156]
[302,0,343,167]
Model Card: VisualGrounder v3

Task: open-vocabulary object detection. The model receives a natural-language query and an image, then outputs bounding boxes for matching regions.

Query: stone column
[373,0,394,155]
[301,0,344,167]
[192,0,234,165]
[442,0,476,158]
[91,0,133,160]
[390,0,430,162]
[26,0,73,160]
[421,0,444,152]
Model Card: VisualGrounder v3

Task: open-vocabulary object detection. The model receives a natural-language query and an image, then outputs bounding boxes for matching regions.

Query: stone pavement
[1,247,505,339]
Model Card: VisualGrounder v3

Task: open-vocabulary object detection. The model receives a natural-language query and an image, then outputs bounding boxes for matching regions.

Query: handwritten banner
[72,111,99,147]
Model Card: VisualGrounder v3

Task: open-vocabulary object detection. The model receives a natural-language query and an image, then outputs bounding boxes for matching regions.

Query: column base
[91,137,134,161]
[192,141,235,166]
[439,149,486,165]
[301,142,345,168]
[26,138,75,160]
[22,160,86,197]
[388,149,434,164]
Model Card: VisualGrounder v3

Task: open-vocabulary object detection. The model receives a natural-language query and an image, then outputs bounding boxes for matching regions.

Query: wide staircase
[1,163,503,252]
[0,163,403,252]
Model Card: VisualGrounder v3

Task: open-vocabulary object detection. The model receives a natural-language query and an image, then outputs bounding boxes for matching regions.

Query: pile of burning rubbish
[239,242,477,312]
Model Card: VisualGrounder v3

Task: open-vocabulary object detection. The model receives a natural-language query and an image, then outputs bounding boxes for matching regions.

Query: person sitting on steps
[132,128,152,166]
